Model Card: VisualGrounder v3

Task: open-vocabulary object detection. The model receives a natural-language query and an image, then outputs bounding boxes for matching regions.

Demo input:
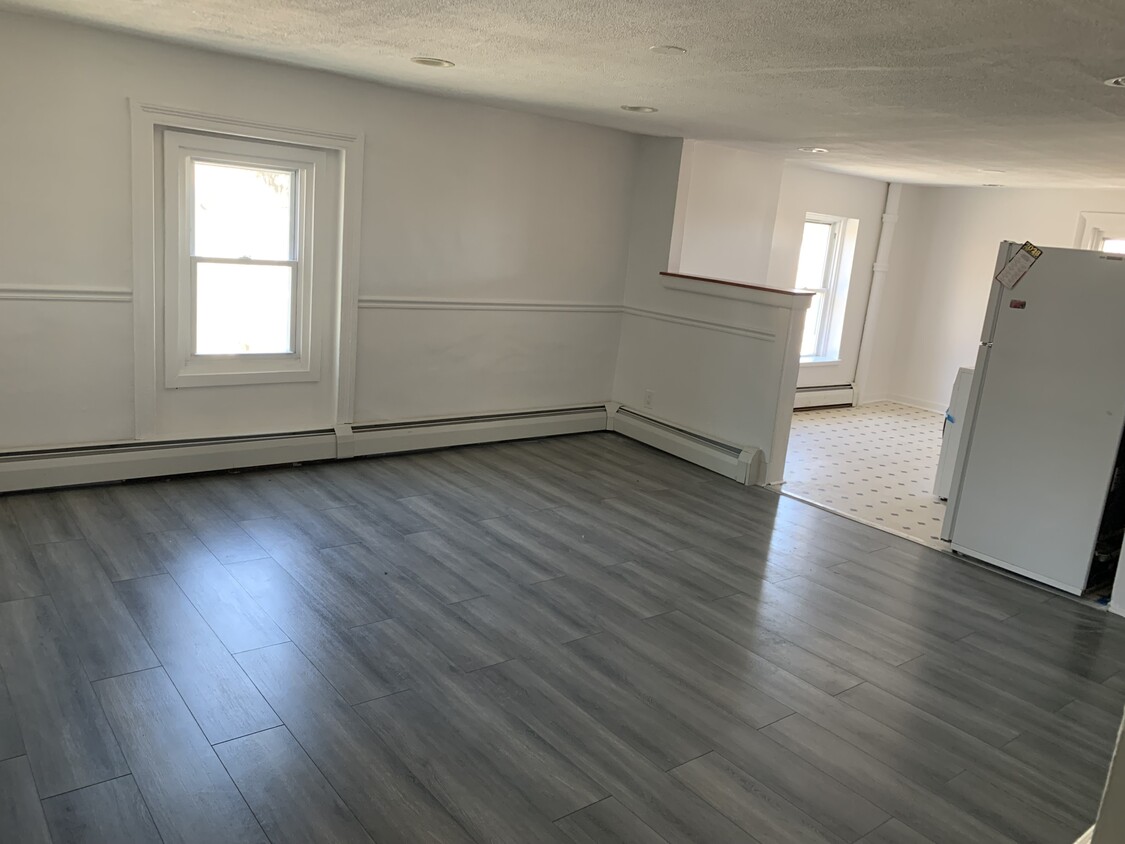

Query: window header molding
[132,102,361,144]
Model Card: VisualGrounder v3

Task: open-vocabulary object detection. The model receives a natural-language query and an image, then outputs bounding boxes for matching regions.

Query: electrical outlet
[643,390,654,410]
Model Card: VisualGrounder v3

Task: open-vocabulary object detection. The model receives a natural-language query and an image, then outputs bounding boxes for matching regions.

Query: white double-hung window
[163,131,327,387]
[794,213,851,361]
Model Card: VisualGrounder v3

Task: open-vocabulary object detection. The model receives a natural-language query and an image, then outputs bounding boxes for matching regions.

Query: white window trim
[800,213,848,362]
[162,131,326,388]
[1076,211,1125,251]
[129,101,365,439]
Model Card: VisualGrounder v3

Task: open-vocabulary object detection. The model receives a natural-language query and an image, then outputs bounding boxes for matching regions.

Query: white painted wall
[0,11,636,448]
[865,186,1125,411]
[675,141,783,282]
[0,12,864,491]
[766,166,886,291]
[858,183,932,406]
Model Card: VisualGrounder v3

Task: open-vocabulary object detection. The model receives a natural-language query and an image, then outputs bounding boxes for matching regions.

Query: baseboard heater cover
[794,385,855,409]
[0,430,338,493]
[0,406,609,493]
[610,407,763,485]
[349,406,607,456]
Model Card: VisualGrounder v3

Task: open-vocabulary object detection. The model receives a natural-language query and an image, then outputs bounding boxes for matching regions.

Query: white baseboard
[886,394,947,414]
[856,393,890,405]
[2,403,766,493]
[860,393,947,414]
[0,431,338,493]
[609,406,762,484]
[795,386,855,409]
[0,406,607,493]
[350,406,607,457]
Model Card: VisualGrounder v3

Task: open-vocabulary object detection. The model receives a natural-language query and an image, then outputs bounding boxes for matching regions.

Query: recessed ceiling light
[798,146,829,154]
[1104,76,1125,87]
[411,56,455,68]
[649,45,687,55]
[621,105,659,113]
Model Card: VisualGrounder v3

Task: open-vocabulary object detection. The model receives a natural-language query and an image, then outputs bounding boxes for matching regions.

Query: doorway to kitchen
[779,212,952,550]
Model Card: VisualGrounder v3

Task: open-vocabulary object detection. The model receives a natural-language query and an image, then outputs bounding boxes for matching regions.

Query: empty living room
[2,2,1125,843]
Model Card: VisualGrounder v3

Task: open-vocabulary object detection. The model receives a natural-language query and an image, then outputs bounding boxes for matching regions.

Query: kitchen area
[786,240,1125,608]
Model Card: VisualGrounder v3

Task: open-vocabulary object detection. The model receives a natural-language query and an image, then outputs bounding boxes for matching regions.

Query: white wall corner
[856,393,891,405]
[666,141,695,274]
[853,182,902,405]
[604,402,623,430]
[766,299,811,485]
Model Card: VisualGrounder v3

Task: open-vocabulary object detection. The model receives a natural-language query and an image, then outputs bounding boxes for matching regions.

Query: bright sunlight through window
[1102,238,1125,255]
[191,161,298,355]
[794,220,835,358]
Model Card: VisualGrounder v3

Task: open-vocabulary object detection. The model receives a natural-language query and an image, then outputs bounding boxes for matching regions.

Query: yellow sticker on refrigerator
[995,241,1042,289]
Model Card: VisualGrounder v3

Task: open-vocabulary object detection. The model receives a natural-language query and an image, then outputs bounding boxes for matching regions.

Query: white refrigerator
[943,242,1125,594]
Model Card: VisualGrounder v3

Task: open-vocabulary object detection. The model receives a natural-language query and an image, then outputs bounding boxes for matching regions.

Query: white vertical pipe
[853,182,903,405]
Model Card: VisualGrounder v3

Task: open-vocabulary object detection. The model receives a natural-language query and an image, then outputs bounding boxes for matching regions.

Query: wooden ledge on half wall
[659,271,817,298]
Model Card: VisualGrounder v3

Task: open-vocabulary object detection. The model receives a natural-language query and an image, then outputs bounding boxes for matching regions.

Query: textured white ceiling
[6,0,1125,186]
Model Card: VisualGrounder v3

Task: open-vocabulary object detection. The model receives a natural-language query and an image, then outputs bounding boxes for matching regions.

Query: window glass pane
[795,221,833,290]
[801,292,825,357]
[1102,238,1125,255]
[795,220,834,357]
[195,262,293,355]
[193,161,294,260]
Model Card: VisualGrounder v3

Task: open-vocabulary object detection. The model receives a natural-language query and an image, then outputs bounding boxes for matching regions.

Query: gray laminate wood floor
[0,433,1122,844]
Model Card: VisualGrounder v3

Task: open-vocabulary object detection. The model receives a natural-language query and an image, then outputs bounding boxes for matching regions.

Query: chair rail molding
[0,286,132,302]
[622,305,776,342]
[357,296,620,313]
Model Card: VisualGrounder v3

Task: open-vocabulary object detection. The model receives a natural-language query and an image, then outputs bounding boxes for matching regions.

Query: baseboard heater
[0,405,608,493]
[794,384,855,410]
[347,406,607,458]
[0,429,339,494]
[609,406,763,485]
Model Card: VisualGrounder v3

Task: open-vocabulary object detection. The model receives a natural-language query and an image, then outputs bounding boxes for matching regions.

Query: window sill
[165,357,320,388]
[799,356,842,366]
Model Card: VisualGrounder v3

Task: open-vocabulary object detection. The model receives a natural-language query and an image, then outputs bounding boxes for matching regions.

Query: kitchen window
[794,214,854,361]
[163,131,327,387]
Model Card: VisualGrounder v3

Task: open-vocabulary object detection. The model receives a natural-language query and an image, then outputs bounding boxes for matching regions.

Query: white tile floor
[782,401,951,550]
